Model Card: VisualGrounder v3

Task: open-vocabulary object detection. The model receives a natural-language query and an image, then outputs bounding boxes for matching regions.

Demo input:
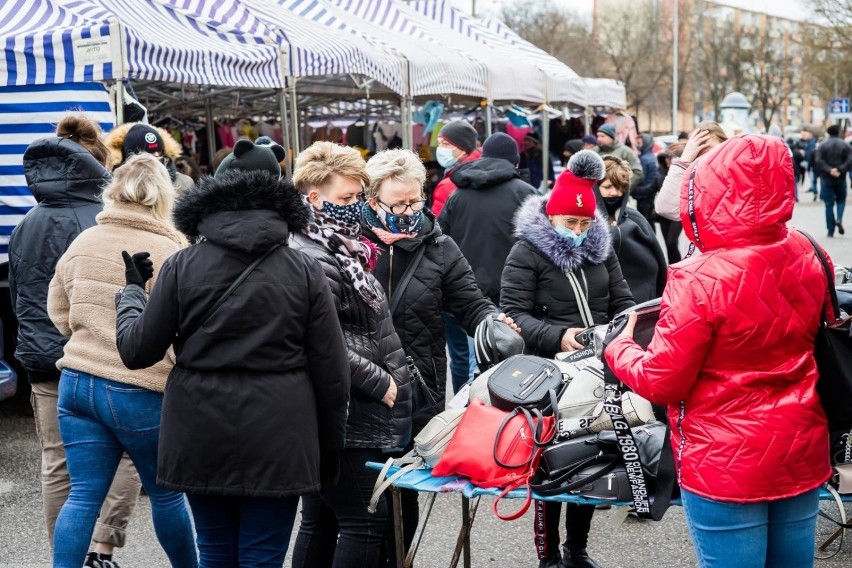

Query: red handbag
[433,398,555,520]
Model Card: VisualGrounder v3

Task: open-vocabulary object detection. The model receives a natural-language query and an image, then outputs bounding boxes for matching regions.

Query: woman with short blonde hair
[48,153,194,567]
[291,142,412,568]
[364,148,426,200]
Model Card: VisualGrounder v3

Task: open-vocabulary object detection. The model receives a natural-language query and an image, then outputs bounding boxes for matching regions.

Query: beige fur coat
[48,202,185,392]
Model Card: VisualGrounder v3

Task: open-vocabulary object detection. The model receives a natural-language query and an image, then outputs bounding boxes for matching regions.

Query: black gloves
[122,251,154,289]
[320,448,341,491]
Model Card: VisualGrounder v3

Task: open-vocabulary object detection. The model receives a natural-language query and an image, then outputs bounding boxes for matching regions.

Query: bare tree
[500,1,598,77]
[804,0,852,101]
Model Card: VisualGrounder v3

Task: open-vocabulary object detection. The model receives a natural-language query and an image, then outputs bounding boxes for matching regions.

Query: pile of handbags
[370,308,678,521]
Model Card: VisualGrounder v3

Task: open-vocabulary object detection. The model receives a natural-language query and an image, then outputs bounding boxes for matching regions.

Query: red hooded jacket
[605,134,832,503]
[431,148,482,217]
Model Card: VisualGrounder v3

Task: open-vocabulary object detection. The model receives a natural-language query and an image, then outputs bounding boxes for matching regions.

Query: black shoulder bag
[180,242,283,341]
[798,230,852,432]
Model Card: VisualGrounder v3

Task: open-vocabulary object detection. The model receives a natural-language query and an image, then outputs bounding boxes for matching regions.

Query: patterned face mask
[377,208,423,234]
[321,200,362,228]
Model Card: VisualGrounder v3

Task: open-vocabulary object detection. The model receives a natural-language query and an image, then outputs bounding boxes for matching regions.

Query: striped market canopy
[0,82,113,263]
[411,0,585,105]
[0,0,283,89]
[477,13,626,108]
[325,0,546,102]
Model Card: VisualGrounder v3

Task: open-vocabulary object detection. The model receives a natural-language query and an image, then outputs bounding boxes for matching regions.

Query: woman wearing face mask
[361,149,520,566]
[500,151,634,568]
[598,156,667,303]
[290,142,412,568]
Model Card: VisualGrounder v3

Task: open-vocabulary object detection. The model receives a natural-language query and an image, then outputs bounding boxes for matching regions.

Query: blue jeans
[54,369,197,568]
[444,313,477,394]
[187,494,298,567]
[821,176,847,235]
[681,488,819,568]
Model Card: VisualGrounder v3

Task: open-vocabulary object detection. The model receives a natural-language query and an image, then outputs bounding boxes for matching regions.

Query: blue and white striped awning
[0,0,118,86]
[0,82,113,263]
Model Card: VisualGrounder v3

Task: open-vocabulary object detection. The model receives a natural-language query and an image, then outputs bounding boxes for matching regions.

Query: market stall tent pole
[205,96,216,173]
[288,76,300,156]
[400,57,413,150]
[278,88,293,179]
[485,102,492,138]
[541,71,550,193]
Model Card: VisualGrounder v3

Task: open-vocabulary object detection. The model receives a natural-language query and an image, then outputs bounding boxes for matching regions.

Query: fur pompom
[567,150,605,181]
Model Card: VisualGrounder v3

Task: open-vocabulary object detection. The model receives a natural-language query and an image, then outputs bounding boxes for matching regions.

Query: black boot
[539,553,562,568]
[559,549,602,568]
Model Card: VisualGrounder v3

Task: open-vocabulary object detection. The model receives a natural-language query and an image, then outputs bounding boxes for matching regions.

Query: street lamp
[720,91,751,134]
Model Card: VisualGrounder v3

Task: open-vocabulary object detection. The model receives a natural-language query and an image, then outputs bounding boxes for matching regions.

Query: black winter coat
[10,138,109,382]
[115,171,350,498]
[605,194,667,303]
[814,136,852,176]
[361,211,495,429]
[501,196,635,358]
[439,157,536,304]
[291,229,412,451]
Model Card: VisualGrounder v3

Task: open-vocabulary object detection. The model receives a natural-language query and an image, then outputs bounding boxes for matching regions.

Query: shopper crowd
[8,111,847,568]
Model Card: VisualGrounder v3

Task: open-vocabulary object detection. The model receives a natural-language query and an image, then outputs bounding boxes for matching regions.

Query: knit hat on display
[214,139,286,178]
[122,124,164,161]
[438,121,477,153]
[596,123,616,140]
[546,150,605,217]
[482,132,520,164]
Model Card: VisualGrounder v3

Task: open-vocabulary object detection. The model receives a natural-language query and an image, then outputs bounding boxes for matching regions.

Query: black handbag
[487,355,563,412]
[539,434,601,478]
[798,231,852,432]
[605,298,661,350]
[597,421,673,487]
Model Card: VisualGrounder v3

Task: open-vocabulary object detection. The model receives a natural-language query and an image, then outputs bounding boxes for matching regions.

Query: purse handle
[797,229,840,320]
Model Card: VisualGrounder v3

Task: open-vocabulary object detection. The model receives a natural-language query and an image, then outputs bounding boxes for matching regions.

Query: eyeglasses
[560,217,596,229]
[376,197,426,216]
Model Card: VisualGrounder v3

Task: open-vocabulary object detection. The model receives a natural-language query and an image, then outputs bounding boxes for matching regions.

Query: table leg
[449,496,480,568]
[404,493,437,568]
[392,486,405,568]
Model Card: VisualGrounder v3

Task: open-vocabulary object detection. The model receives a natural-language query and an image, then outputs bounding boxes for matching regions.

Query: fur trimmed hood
[173,170,310,240]
[104,122,183,166]
[514,194,612,272]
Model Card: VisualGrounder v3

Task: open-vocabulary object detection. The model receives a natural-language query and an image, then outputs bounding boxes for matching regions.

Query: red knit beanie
[546,171,598,216]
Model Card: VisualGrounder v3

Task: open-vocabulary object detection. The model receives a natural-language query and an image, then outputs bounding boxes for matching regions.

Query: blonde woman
[48,153,195,568]
[291,142,411,568]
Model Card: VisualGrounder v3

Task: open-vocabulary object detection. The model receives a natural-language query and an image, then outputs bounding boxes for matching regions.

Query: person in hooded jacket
[631,134,660,224]
[439,132,536,392]
[48,153,195,568]
[11,114,142,568]
[114,140,350,566]
[105,122,194,194]
[501,151,634,568]
[360,149,520,566]
[606,134,832,568]
[597,156,667,303]
[290,142,412,568]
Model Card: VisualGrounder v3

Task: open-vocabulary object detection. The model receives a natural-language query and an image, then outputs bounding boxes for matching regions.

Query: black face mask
[603,196,622,215]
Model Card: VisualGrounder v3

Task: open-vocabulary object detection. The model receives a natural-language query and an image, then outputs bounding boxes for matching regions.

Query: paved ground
[1,187,850,568]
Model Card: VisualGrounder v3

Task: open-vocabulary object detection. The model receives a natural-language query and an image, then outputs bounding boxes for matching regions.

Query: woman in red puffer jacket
[606,134,832,568]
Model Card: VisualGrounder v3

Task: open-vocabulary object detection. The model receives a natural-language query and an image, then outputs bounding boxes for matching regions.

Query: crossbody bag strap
[565,269,594,328]
[180,242,284,341]
[389,242,428,315]
[797,229,840,320]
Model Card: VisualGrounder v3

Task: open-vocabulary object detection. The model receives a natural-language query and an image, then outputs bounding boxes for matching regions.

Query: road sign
[829,98,850,119]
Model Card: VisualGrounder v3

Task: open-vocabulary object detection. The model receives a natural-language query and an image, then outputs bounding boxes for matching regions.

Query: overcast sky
[450,0,809,23]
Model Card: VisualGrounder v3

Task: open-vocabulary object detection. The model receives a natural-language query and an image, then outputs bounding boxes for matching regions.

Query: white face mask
[436,146,459,169]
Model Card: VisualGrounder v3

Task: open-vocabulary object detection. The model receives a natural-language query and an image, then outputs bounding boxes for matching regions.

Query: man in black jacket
[439,132,536,392]
[814,125,852,236]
